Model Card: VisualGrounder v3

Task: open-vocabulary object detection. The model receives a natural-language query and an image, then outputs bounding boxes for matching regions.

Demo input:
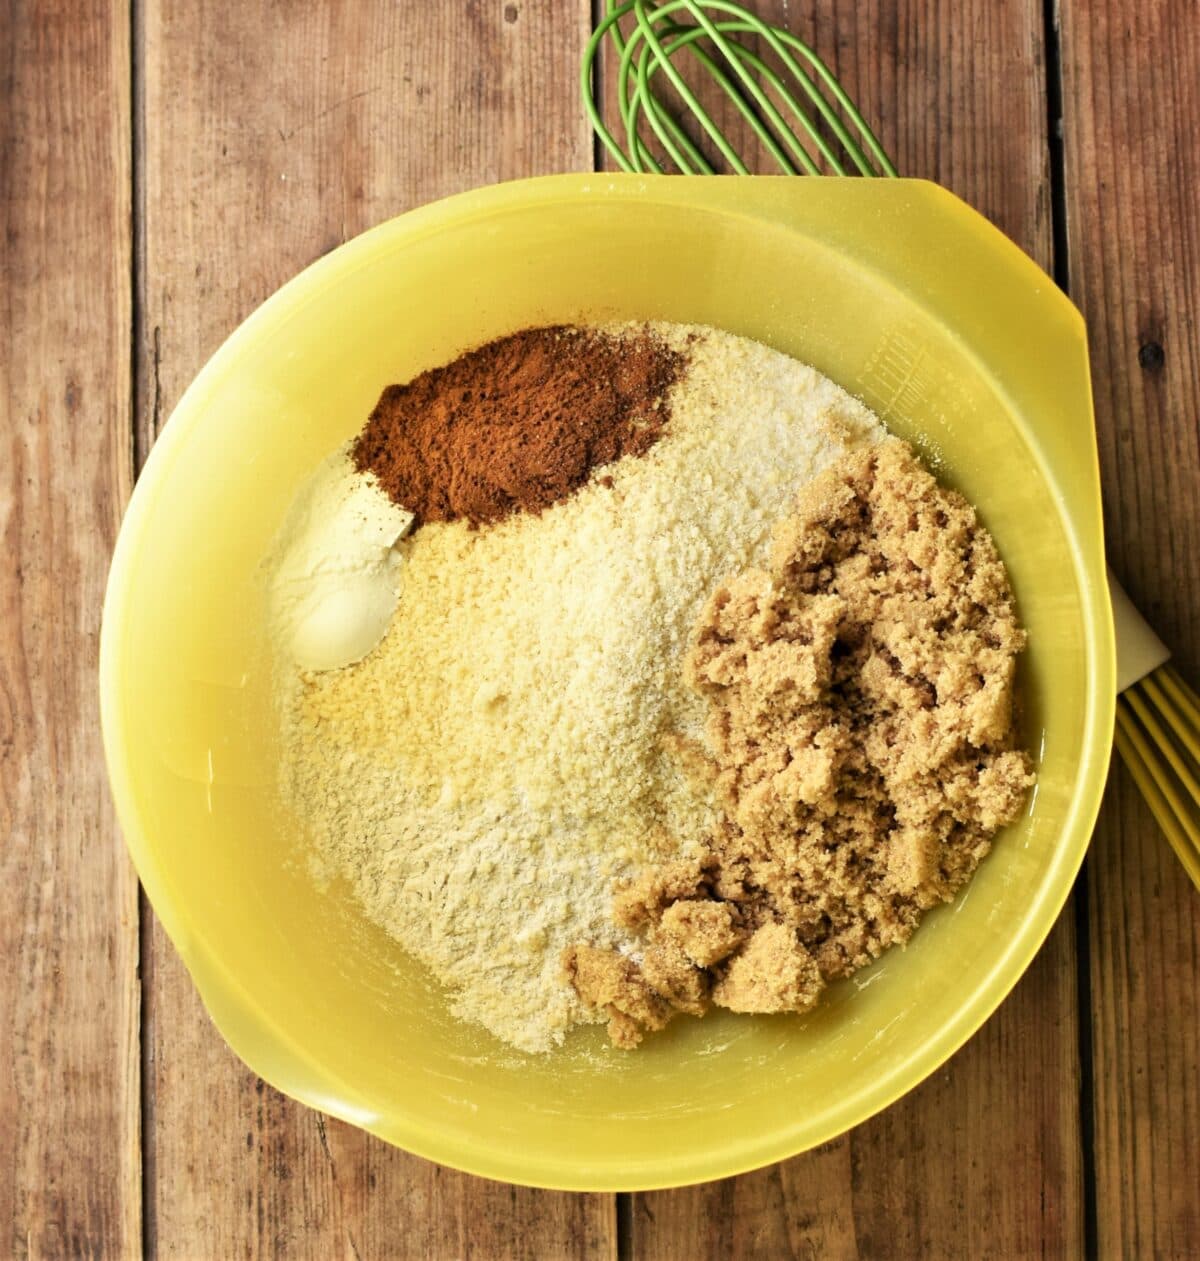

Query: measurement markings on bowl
[858,326,979,470]
[858,327,930,420]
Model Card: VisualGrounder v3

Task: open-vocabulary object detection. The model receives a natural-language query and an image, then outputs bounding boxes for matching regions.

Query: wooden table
[3,1,1197,1256]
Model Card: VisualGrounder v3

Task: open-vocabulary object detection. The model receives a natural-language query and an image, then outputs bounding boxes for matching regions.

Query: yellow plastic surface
[100,176,1115,1190]
[1110,569,1170,691]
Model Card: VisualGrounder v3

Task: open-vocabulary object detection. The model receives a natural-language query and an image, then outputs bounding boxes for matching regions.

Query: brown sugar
[560,945,673,1049]
[566,438,1035,1047]
[658,899,745,967]
[711,923,824,1014]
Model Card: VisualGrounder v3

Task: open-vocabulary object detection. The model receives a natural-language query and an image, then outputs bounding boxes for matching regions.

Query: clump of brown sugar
[352,325,683,529]
[565,438,1035,1047]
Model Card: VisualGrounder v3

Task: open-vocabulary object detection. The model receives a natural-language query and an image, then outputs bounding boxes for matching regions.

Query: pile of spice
[268,325,682,675]
[274,322,886,1051]
[352,326,684,528]
[564,438,1034,1047]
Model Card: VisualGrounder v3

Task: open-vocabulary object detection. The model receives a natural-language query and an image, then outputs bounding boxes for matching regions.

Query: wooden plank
[0,0,141,1256]
[1059,0,1200,1255]
[137,2,613,1256]
[606,3,1087,1256]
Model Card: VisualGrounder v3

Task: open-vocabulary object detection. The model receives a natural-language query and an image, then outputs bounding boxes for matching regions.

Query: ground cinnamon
[352,325,684,528]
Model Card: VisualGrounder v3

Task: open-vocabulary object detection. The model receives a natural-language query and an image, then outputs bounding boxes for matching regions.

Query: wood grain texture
[4,0,1195,1252]
[0,0,141,1257]
[137,2,611,1257]
[606,3,1086,1257]
[1059,0,1200,1255]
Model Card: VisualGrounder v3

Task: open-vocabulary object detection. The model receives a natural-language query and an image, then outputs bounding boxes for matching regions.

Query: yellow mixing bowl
[100,175,1114,1190]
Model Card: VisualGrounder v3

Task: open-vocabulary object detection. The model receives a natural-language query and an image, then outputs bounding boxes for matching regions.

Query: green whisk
[581,0,1200,889]
[582,0,895,177]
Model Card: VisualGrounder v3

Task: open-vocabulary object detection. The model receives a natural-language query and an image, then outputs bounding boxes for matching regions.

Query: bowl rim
[100,173,1116,1190]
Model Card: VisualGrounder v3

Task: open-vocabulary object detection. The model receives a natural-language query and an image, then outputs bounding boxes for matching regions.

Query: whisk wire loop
[631,6,751,173]
[582,0,897,178]
[639,24,807,173]
[665,4,844,173]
